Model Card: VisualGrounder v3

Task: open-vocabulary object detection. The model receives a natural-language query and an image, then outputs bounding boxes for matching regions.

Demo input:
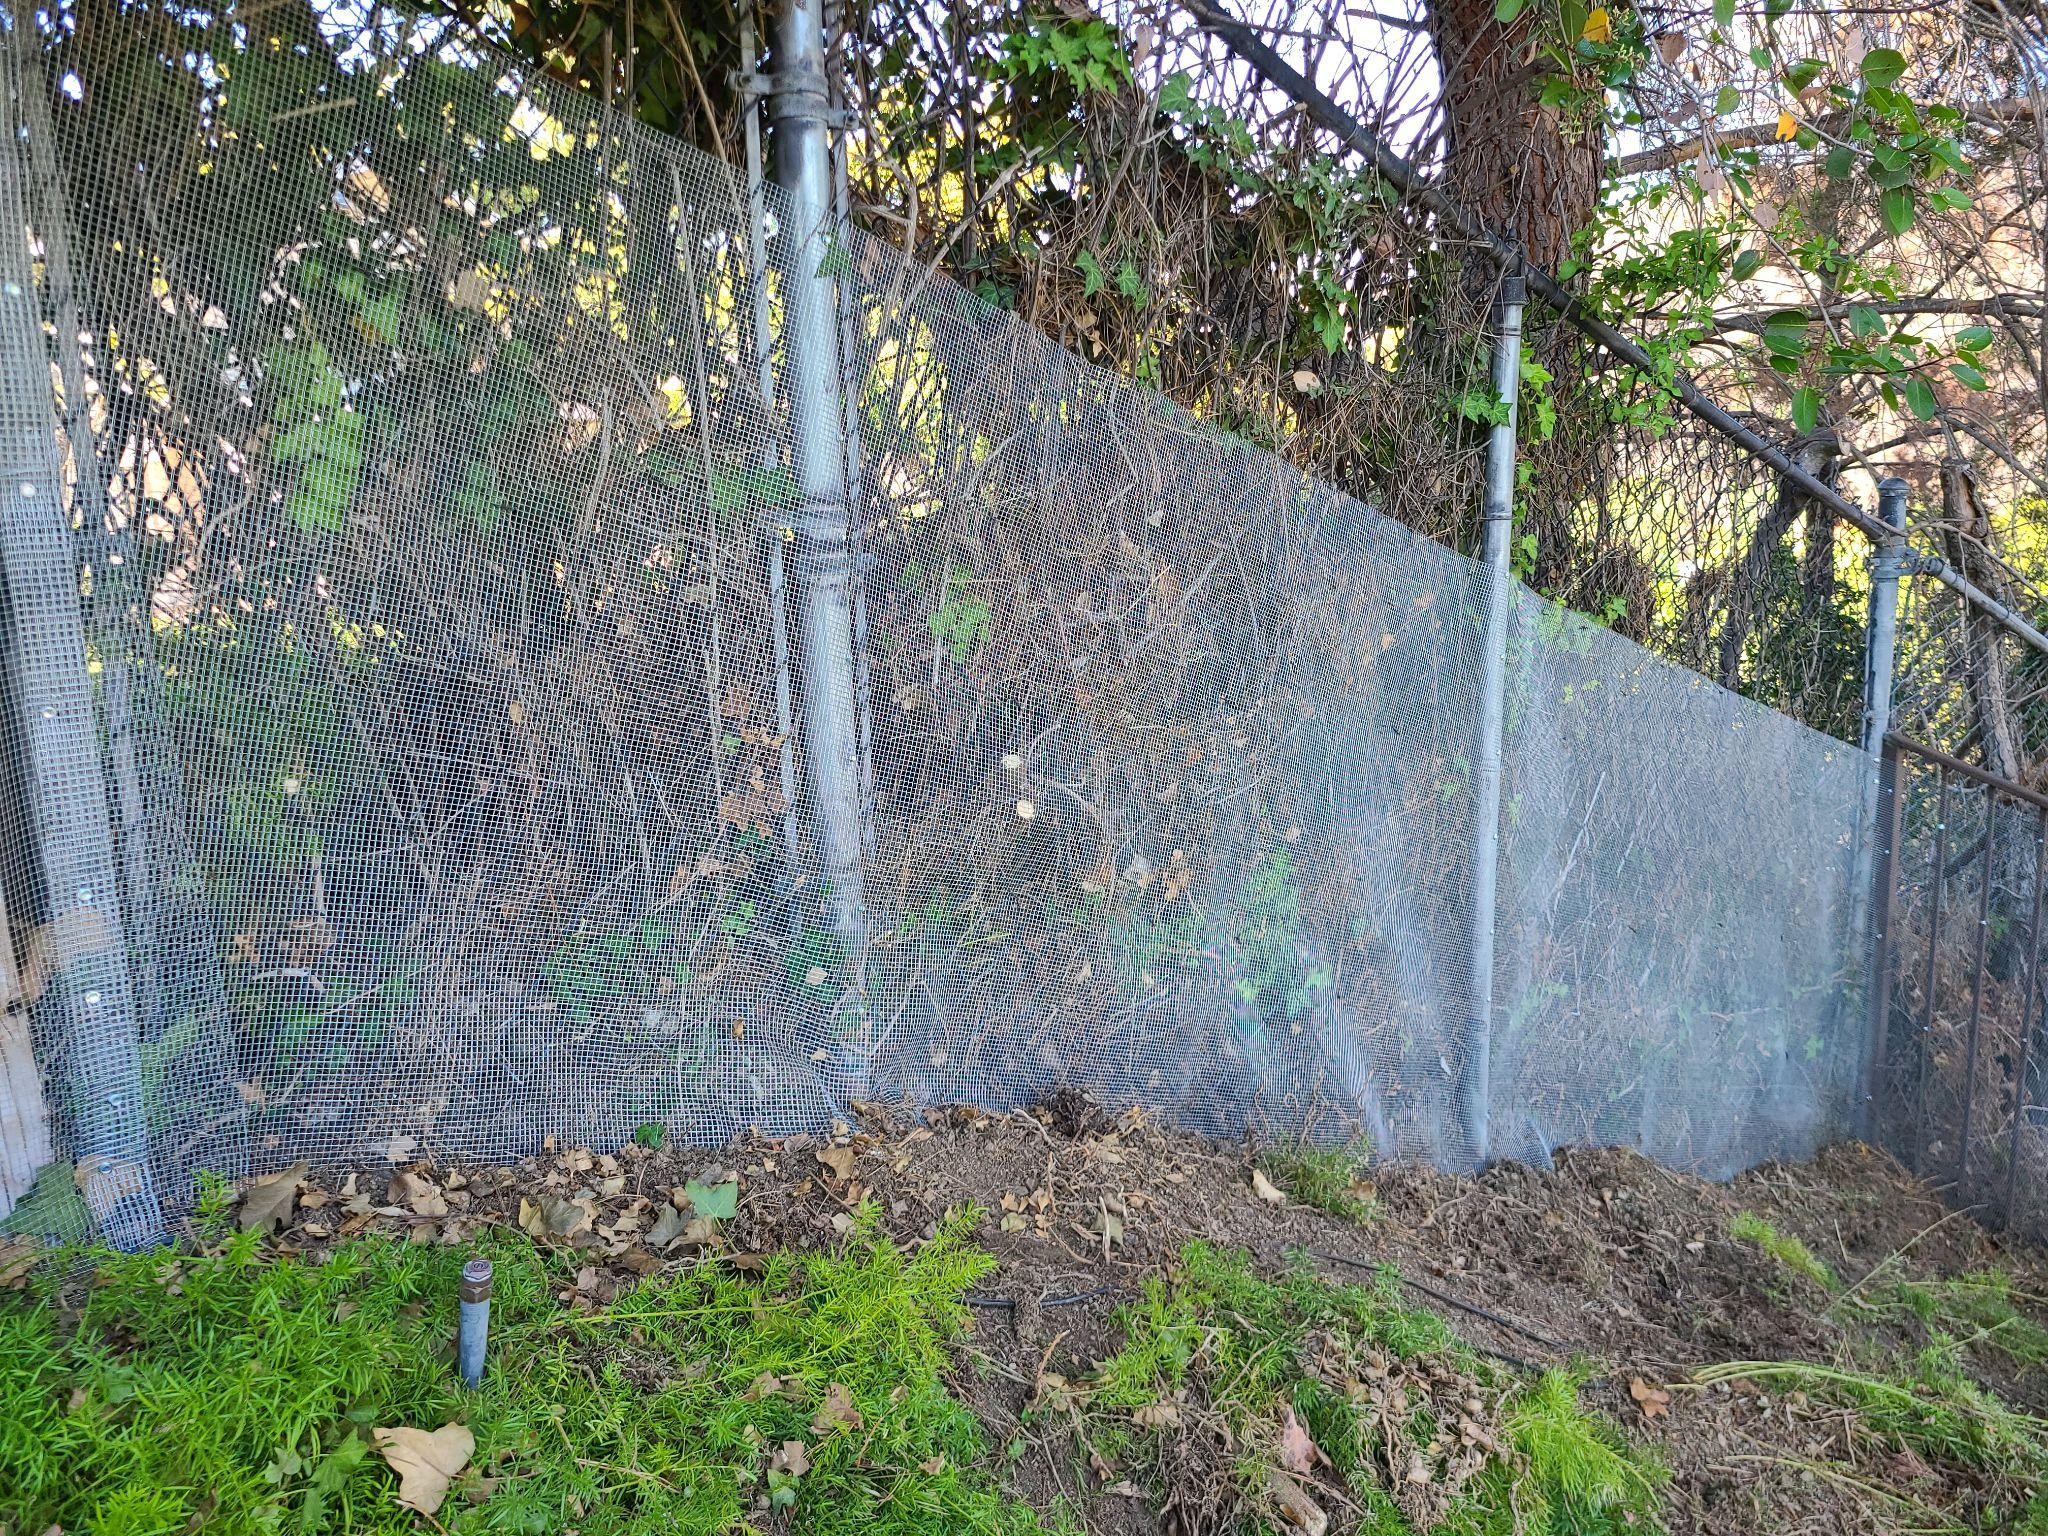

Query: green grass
[1730,1211,1838,1293]
[1259,1138,1379,1223]
[1694,1350,2048,1487]
[1077,1242,1663,1536]
[0,1203,1049,1536]
[1887,1272,2048,1370]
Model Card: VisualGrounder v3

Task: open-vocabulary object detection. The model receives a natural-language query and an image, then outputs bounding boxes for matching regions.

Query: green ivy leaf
[1075,249,1105,298]
[1713,0,1734,25]
[1904,376,1938,419]
[1715,84,1740,115]
[1860,47,1907,90]
[1956,326,1995,351]
[1879,186,1915,236]
[1731,249,1764,281]
[1949,361,1989,391]
[683,1177,739,1220]
[1494,0,1526,19]
[1824,146,1855,179]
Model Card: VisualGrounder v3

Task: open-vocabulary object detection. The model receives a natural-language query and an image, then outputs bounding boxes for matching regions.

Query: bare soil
[250,1101,2048,1535]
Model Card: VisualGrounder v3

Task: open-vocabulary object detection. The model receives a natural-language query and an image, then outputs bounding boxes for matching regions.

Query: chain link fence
[0,3,1888,1242]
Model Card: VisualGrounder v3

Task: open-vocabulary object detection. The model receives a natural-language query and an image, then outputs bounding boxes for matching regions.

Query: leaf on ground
[0,1235,39,1289]
[1630,1376,1672,1420]
[645,1204,688,1249]
[240,1161,308,1233]
[373,1423,474,1515]
[1889,1445,1935,1482]
[771,1439,811,1477]
[1251,1167,1286,1204]
[540,1195,595,1241]
[1133,1400,1181,1428]
[1278,1403,1321,1472]
[812,1381,864,1435]
[816,1146,856,1181]
[683,1176,739,1219]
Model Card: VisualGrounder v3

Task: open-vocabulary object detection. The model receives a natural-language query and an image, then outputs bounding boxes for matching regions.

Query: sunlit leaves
[1001,17,1130,95]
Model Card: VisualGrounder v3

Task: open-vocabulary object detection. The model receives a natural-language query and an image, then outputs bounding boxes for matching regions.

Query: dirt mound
[242,1107,2048,1534]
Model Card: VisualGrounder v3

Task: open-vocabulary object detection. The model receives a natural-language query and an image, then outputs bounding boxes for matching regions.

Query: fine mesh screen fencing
[0,2,1869,1239]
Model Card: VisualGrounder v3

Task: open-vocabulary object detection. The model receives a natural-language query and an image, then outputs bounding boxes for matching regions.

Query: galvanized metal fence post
[1862,480,1909,759]
[769,0,871,1067]
[0,26,160,1247]
[1853,478,1909,1141]
[1458,271,1525,1169]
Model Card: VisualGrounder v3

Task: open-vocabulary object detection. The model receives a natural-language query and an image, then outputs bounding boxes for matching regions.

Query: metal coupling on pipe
[1873,552,1944,580]
[457,1257,493,1389]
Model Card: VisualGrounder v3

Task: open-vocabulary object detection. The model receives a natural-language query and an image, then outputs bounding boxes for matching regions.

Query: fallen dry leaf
[816,1145,856,1181]
[770,1439,811,1476]
[240,1162,308,1233]
[373,1423,474,1515]
[812,1381,863,1435]
[1277,1403,1320,1473]
[645,1205,688,1249]
[1630,1377,1671,1421]
[1132,1400,1180,1428]
[1250,1168,1286,1204]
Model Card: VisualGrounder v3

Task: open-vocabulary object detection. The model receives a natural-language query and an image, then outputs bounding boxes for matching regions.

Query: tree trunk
[1715,434,1839,693]
[1940,456,2023,783]
[1428,0,1603,277]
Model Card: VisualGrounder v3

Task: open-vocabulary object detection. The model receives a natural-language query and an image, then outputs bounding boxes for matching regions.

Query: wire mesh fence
[1871,743,2048,1243]
[0,3,1880,1240]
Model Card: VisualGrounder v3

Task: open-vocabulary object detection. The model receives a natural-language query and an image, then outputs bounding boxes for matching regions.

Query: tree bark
[1427,0,1602,276]
[1940,456,2024,783]
[1715,434,1839,693]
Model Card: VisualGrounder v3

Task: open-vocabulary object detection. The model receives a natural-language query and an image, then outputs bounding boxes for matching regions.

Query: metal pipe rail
[1173,0,2048,661]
